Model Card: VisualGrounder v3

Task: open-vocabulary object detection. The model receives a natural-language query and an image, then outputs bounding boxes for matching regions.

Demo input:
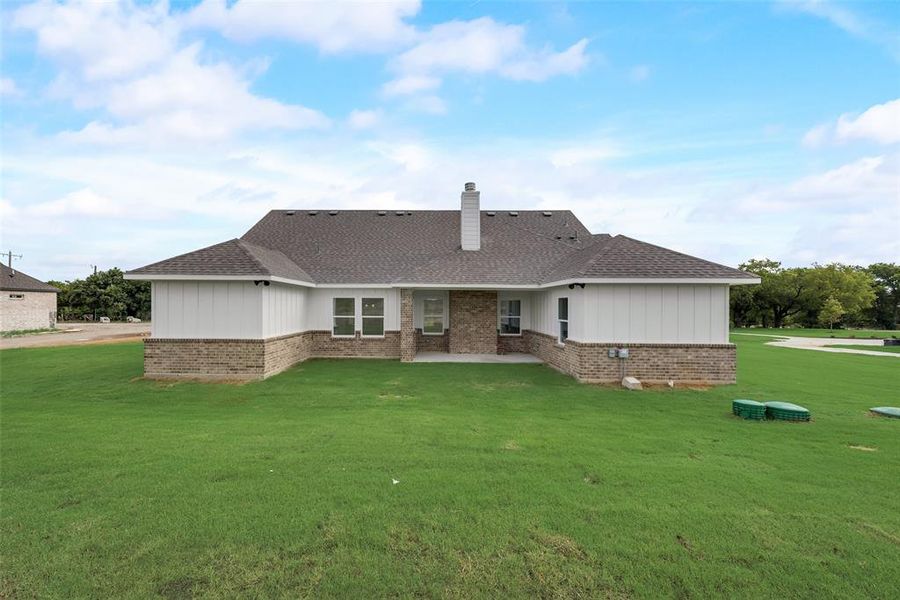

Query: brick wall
[448,290,497,354]
[416,329,449,352]
[144,330,401,379]
[497,334,528,354]
[308,331,400,358]
[525,330,736,384]
[0,291,57,332]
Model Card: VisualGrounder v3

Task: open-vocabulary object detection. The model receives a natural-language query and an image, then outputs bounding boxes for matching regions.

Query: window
[499,299,521,335]
[332,297,355,336]
[558,297,569,343]
[362,297,384,336]
[8,294,24,300]
[422,297,444,334]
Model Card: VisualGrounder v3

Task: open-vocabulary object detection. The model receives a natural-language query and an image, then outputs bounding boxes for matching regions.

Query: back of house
[126,182,758,382]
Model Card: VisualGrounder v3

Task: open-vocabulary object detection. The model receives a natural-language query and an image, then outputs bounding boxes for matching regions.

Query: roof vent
[406,211,412,216]
[377,210,386,216]
[487,211,496,216]
[395,210,405,216]
[508,211,518,217]
[328,210,339,216]
[308,210,318,216]
[543,211,552,217]
[285,210,296,216]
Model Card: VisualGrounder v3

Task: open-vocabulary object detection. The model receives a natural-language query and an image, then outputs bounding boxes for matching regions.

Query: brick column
[449,290,498,354]
[400,288,416,362]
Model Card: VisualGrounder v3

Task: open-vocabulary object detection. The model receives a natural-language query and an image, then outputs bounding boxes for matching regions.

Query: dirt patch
[534,532,587,560]
[156,576,208,600]
[583,472,601,485]
[676,534,704,559]
[503,440,521,451]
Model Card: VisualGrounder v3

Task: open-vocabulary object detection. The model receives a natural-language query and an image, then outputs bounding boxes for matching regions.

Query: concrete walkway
[733,333,899,358]
[413,352,543,364]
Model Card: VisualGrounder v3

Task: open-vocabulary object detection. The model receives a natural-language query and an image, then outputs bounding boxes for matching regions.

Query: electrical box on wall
[608,348,617,358]
[618,348,630,359]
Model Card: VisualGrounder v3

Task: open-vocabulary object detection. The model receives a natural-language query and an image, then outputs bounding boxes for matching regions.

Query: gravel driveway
[1,322,150,350]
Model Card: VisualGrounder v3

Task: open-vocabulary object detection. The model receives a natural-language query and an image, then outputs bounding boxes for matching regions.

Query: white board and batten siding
[530,284,729,344]
[152,282,399,339]
[152,280,264,339]
[305,288,400,331]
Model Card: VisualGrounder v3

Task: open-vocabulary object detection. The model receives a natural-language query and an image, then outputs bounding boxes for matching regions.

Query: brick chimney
[460,181,480,251]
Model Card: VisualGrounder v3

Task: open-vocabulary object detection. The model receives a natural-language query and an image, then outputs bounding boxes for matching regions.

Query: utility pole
[1,250,23,274]
[90,264,98,321]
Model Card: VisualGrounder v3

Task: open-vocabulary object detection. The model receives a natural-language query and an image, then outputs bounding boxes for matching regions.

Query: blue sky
[1,0,898,281]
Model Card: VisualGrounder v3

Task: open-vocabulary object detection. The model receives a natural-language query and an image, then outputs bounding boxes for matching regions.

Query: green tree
[803,263,875,327]
[738,259,809,328]
[818,296,845,329]
[866,263,900,329]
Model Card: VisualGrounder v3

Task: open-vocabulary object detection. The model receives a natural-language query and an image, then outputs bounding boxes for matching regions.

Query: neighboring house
[125,182,759,383]
[0,264,59,332]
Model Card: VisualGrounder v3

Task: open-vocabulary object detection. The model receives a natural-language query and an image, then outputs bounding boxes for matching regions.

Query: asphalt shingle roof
[128,209,756,285]
[0,264,60,293]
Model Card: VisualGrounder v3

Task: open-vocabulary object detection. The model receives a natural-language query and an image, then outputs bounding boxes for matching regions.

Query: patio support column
[400,288,415,362]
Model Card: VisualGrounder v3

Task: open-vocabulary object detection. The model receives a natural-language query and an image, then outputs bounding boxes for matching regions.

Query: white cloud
[804,98,900,147]
[347,109,381,130]
[182,0,420,54]
[0,78,22,97]
[391,17,588,81]
[25,188,124,218]
[13,0,177,81]
[404,95,447,115]
[12,2,328,144]
[381,75,441,98]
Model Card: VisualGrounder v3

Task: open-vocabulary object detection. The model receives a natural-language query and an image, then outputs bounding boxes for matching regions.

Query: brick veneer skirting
[497,334,528,354]
[416,329,449,352]
[145,330,400,380]
[525,330,736,384]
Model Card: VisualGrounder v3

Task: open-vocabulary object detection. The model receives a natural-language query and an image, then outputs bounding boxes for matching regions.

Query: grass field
[731,327,898,339]
[829,344,900,354]
[2,339,899,598]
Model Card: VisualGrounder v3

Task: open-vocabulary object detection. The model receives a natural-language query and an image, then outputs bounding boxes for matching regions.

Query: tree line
[730,260,899,330]
[49,268,150,322]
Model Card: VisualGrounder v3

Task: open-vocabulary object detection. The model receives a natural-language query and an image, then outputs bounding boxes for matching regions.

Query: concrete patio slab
[413,352,542,364]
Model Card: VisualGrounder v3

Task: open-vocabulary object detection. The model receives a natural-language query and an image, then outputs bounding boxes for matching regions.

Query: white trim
[361,296,385,338]
[124,273,315,287]
[127,274,759,288]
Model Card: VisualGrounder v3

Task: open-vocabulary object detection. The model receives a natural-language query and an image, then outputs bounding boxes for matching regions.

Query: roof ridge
[234,239,274,276]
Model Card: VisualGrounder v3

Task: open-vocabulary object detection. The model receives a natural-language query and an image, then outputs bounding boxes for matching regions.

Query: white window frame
[558,297,569,344]
[332,297,356,338]
[361,297,385,338]
[422,296,444,335]
[499,299,522,336]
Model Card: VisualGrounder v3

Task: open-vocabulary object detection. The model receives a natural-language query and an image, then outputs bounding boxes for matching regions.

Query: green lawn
[731,327,898,339]
[829,344,900,354]
[2,339,899,599]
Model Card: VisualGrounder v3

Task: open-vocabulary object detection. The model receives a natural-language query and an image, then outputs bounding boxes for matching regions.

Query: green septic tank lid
[764,401,809,412]
[870,407,900,419]
[733,399,765,407]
